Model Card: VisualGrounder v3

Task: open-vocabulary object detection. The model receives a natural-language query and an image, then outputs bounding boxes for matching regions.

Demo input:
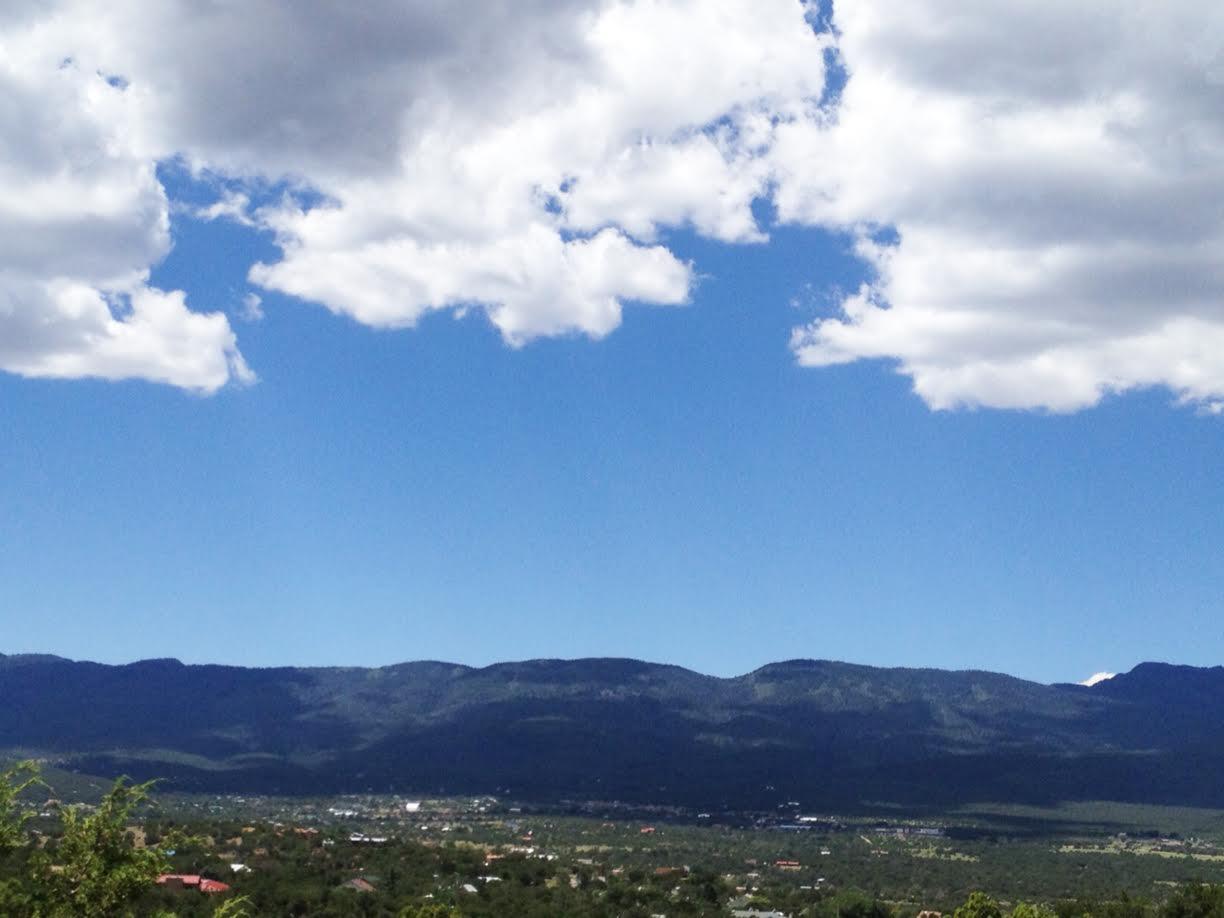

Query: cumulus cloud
[0,19,248,392]
[780,0,1224,410]
[5,0,1224,407]
[233,0,826,340]
[1,0,829,383]
[48,0,826,344]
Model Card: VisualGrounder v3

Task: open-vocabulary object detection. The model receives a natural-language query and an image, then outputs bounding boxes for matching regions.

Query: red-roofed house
[157,874,231,895]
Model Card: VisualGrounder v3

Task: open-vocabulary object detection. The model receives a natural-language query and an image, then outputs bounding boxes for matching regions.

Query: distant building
[156,875,231,895]
[341,878,376,893]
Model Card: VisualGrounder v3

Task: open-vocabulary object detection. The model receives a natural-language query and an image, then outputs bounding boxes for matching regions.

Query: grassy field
[952,801,1224,842]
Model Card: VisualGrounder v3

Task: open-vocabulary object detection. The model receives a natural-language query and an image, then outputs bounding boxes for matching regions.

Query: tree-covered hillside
[3,655,1223,808]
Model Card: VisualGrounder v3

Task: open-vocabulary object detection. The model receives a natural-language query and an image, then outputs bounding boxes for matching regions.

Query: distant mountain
[3,654,1224,809]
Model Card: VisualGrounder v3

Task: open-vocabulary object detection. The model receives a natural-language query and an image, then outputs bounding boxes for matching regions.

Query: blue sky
[3,1,1222,682]
[4,199,1221,682]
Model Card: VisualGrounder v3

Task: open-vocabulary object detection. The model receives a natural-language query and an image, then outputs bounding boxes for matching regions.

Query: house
[156,875,231,895]
[341,878,376,894]
[157,875,198,891]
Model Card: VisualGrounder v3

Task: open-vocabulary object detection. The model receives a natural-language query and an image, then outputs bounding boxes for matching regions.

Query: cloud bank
[3,1,1223,409]
[782,0,1224,411]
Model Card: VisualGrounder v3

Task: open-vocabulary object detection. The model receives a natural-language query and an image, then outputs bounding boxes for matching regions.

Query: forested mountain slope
[2,654,1220,808]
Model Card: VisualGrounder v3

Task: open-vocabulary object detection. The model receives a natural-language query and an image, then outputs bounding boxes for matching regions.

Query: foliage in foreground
[0,762,214,917]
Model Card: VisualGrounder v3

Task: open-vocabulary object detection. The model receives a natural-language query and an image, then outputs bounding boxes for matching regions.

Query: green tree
[0,762,47,914]
[1013,903,1057,918]
[0,762,43,855]
[213,895,254,918]
[399,903,462,918]
[821,889,894,918]
[955,892,1004,918]
[33,777,173,918]
[1163,885,1224,918]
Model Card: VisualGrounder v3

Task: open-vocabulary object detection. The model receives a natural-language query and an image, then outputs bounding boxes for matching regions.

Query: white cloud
[235,0,826,340]
[195,190,254,228]
[0,281,254,390]
[0,0,828,382]
[249,223,691,343]
[1080,672,1117,687]
[0,19,248,393]
[779,0,1224,411]
[5,0,1224,408]
[239,293,263,323]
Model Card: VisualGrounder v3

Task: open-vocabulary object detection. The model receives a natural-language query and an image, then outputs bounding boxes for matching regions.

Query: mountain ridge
[0,650,1133,683]
[3,653,1220,809]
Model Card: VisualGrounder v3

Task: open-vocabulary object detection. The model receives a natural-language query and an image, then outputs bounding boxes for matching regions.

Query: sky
[2,0,1222,683]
